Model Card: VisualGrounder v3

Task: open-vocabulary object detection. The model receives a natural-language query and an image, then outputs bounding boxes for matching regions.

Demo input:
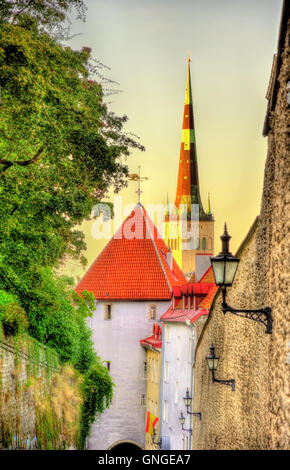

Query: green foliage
[0,0,86,29]
[0,0,130,448]
[78,360,114,449]
[0,290,28,336]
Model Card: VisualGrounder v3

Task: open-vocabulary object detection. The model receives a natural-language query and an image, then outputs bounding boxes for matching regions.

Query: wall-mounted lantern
[206,344,235,392]
[210,224,273,334]
[179,411,192,435]
[151,429,162,449]
[183,388,201,420]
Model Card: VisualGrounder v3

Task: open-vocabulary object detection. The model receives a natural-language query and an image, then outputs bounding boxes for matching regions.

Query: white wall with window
[160,320,197,450]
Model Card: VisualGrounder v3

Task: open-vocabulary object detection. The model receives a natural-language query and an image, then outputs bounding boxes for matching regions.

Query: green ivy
[77,360,114,449]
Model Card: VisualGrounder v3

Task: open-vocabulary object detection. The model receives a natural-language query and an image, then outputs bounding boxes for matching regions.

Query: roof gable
[76,204,186,300]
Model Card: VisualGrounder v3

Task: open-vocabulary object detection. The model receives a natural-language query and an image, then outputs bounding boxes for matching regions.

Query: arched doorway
[108,440,143,451]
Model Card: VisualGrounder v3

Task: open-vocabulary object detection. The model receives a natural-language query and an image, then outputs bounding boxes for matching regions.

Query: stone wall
[0,336,58,449]
[192,7,289,450]
[0,335,81,450]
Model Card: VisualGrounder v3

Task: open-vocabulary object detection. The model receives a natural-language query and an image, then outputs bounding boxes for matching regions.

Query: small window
[148,304,157,321]
[140,394,146,406]
[105,361,111,371]
[104,303,112,320]
[177,336,181,360]
[165,361,169,382]
[143,361,147,379]
[165,325,170,342]
[163,400,168,422]
[202,237,207,251]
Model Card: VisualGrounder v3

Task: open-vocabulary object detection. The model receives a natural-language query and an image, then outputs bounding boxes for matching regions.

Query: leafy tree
[0,1,136,445]
[0,0,86,28]
[0,16,144,309]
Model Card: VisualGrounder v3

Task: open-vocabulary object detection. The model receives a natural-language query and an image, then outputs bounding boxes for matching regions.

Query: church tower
[164,59,214,280]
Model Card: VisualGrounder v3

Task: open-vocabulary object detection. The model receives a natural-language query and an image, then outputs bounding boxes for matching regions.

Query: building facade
[159,276,217,450]
[76,203,186,449]
[140,323,162,450]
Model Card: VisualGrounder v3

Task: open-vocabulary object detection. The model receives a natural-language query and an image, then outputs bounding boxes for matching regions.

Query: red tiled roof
[161,306,209,324]
[140,323,162,350]
[75,204,186,300]
[199,266,215,283]
[161,276,218,324]
[199,285,219,309]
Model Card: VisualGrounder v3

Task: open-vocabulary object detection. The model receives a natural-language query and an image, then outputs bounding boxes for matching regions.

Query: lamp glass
[183,390,192,407]
[179,414,185,425]
[211,258,225,285]
[206,354,219,371]
[224,259,239,285]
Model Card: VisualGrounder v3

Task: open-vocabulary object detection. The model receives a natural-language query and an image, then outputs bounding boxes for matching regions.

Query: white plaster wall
[161,322,196,450]
[87,299,170,450]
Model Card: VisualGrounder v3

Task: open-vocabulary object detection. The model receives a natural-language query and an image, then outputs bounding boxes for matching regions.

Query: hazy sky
[63,0,283,279]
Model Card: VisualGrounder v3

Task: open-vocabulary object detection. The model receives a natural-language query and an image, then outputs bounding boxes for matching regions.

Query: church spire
[175,58,207,218]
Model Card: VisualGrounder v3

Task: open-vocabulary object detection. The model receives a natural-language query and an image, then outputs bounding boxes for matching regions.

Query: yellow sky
[62,0,283,281]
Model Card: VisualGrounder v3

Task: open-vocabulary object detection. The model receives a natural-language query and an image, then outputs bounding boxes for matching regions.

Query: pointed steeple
[175,59,209,219]
[207,192,212,216]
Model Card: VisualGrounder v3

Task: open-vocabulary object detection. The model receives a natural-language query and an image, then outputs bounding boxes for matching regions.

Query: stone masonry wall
[192,12,289,450]
[0,337,58,449]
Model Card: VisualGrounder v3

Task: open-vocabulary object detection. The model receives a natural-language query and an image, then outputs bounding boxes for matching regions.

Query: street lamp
[179,411,192,434]
[151,429,162,449]
[210,224,273,334]
[183,388,201,420]
[206,344,235,392]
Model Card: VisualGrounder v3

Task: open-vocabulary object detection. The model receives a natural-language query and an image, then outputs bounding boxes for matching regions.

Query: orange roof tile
[75,204,186,300]
[199,266,215,283]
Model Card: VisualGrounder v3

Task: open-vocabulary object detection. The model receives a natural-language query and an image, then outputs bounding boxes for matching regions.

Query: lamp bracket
[181,425,192,434]
[186,407,202,420]
[222,288,273,334]
[151,435,162,448]
[212,370,235,391]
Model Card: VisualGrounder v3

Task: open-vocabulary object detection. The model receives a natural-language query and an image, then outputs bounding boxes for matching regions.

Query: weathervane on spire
[129,166,149,203]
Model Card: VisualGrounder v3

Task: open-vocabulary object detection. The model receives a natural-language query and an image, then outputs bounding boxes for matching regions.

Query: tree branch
[0,145,44,173]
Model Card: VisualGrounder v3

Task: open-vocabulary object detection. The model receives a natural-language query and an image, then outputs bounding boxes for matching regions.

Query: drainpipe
[186,319,196,451]
[159,321,165,448]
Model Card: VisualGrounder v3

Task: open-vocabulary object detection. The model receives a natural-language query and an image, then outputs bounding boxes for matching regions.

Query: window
[177,336,181,359]
[140,394,146,406]
[175,381,179,404]
[208,237,212,250]
[202,237,207,251]
[165,325,170,342]
[104,303,112,320]
[163,400,168,422]
[148,304,157,321]
[182,434,185,450]
[165,361,169,382]
[105,361,111,371]
[143,361,147,379]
